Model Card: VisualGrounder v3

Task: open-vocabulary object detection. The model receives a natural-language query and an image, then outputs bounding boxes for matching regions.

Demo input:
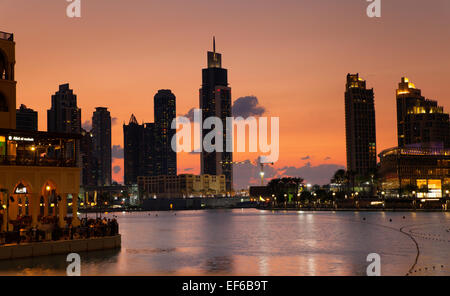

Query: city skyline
[1,0,450,187]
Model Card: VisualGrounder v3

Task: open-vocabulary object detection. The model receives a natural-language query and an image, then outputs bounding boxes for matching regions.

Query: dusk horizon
[2,0,450,188]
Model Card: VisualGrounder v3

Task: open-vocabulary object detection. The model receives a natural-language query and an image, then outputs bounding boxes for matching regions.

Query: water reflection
[0,209,449,275]
[0,249,120,276]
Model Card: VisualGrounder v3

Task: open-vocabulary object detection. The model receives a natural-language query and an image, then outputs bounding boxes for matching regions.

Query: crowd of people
[0,216,119,245]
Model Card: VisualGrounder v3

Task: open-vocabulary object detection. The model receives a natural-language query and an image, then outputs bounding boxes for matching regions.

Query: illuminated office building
[396,77,450,148]
[379,146,450,198]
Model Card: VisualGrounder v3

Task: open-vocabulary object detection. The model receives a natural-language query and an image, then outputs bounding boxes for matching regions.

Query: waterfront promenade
[0,217,121,260]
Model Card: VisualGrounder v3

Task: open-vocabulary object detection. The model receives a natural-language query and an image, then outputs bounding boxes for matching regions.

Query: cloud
[184,168,194,172]
[233,159,278,190]
[301,155,311,160]
[181,96,266,123]
[233,159,344,190]
[232,96,266,118]
[112,145,124,159]
[113,165,121,174]
[82,120,92,131]
[83,117,117,130]
[324,156,331,160]
[279,162,345,186]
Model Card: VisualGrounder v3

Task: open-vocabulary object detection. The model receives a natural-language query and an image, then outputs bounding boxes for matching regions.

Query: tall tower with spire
[200,38,233,193]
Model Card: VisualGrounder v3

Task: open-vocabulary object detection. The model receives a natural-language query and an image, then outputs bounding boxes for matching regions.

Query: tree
[268,177,304,205]
[404,184,419,199]
[331,169,346,192]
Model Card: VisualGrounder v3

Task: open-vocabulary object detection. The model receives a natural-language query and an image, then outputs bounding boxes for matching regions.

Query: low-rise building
[138,174,226,199]
[379,145,450,198]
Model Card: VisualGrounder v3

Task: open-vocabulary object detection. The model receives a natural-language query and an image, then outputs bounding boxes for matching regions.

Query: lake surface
[0,209,449,276]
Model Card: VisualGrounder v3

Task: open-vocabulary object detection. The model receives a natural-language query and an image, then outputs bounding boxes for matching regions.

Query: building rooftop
[379,146,450,157]
[0,31,14,41]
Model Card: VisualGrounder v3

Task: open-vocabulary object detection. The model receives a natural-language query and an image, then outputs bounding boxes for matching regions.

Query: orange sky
[1,0,450,184]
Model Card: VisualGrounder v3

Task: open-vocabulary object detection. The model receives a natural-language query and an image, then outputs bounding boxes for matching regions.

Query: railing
[0,31,13,41]
[0,155,77,167]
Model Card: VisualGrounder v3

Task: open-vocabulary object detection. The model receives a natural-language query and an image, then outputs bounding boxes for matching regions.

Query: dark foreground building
[123,115,157,185]
[154,90,176,176]
[16,104,38,131]
[200,38,233,193]
[345,73,377,178]
[92,107,112,186]
[47,83,81,134]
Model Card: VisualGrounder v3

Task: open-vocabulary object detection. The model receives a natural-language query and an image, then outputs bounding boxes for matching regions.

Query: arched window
[0,93,7,112]
[0,51,6,80]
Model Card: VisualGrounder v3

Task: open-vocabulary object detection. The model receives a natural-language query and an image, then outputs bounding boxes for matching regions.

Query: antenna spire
[213,36,216,53]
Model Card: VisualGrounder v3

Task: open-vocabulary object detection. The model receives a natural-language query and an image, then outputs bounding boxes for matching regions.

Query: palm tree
[331,169,346,192]
[268,177,304,205]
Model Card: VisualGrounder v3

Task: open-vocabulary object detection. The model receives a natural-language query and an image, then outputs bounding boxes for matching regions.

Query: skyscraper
[47,83,81,134]
[124,115,142,185]
[345,73,377,177]
[396,77,450,148]
[80,128,96,187]
[200,38,233,192]
[16,104,37,131]
[123,115,156,185]
[154,90,177,176]
[92,107,112,186]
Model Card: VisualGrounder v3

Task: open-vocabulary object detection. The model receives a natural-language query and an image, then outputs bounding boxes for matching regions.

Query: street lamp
[259,171,265,186]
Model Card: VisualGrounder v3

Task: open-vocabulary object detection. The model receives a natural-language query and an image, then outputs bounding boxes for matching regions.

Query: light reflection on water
[0,209,449,276]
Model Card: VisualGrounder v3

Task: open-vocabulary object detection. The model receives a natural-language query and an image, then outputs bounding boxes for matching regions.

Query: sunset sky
[1,0,450,188]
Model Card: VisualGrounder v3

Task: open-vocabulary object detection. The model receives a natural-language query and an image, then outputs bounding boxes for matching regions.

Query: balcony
[0,31,14,41]
[0,128,80,168]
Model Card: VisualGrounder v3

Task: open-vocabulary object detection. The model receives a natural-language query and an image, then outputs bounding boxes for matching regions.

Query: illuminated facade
[378,146,450,198]
[345,73,377,177]
[138,174,226,199]
[396,77,450,148]
[0,31,81,231]
[200,38,233,193]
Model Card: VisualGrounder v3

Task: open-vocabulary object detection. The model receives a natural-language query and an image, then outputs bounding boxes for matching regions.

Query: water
[0,209,449,276]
